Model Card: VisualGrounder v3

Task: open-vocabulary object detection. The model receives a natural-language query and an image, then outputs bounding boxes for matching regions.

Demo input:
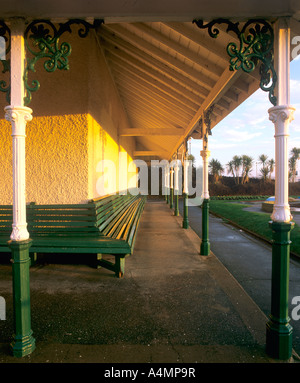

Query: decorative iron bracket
[198,117,203,138]
[204,104,214,136]
[23,18,104,105]
[193,18,277,106]
[197,104,214,143]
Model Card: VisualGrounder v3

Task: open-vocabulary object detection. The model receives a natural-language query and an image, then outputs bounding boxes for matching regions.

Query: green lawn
[208,200,300,257]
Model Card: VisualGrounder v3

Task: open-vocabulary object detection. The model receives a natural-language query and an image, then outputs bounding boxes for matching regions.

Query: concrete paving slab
[0,200,298,364]
[178,199,300,358]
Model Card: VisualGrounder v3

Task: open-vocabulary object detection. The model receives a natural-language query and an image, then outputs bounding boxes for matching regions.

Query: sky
[190,57,300,179]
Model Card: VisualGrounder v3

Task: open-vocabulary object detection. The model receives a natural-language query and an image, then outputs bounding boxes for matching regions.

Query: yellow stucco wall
[0,29,136,205]
[87,32,137,199]
[0,114,89,204]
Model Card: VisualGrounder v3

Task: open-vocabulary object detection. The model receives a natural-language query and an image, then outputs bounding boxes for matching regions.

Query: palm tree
[226,160,235,178]
[289,147,300,182]
[232,155,242,184]
[268,158,275,180]
[289,155,297,182]
[260,166,269,182]
[291,147,300,160]
[259,154,269,182]
[241,155,254,184]
[209,158,224,183]
[259,154,268,167]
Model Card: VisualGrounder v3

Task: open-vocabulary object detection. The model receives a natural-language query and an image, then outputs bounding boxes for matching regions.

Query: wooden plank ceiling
[96,21,267,161]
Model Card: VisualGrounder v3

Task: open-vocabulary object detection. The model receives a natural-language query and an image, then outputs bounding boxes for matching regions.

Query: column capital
[268,105,295,134]
[5,106,33,136]
[200,149,211,159]
[268,104,295,223]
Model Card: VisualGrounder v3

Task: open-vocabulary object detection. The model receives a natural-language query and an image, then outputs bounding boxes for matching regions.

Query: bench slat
[98,196,137,232]
[0,193,146,277]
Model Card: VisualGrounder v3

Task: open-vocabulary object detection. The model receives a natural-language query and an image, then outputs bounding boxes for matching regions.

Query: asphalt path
[178,199,300,356]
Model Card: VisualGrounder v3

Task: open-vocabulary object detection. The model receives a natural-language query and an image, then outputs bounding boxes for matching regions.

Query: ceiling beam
[114,73,194,121]
[163,22,229,63]
[115,81,191,126]
[110,64,197,116]
[108,56,203,106]
[232,77,250,94]
[99,27,210,98]
[134,151,168,157]
[110,60,200,111]
[104,47,205,105]
[120,128,184,136]
[121,99,182,129]
[118,87,190,127]
[216,97,231,111]
[104,24,216,90]
[129,23,225,78]
[170,67,244,158]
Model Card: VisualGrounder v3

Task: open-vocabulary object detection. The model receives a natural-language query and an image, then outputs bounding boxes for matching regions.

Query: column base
[200,199,210,256]
[182,193,189,229]
[174,194,179,216]
[10,330,36,358]
[266,220,294,360]
[170,188,173,209]
[182,219,189,229]
[9,239,36,358]
[200,241,210,256]
[266,317,293,360]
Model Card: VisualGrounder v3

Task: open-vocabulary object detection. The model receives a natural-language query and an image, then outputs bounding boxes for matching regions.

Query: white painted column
[268,18,295,223]
[174,161,179,194]
[200,128,210,200]
[200,149,210,199]
[183,159,189,195]
[165,163,169,194]
[5,19,32,241]
[167,165,170,187]
[170,167,174,189]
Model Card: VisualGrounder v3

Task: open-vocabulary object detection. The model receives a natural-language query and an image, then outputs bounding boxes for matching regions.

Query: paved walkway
[0,200,299,364]
[178,198,300,357]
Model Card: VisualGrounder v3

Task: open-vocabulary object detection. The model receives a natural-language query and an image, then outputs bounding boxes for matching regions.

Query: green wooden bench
[0,193,146,277]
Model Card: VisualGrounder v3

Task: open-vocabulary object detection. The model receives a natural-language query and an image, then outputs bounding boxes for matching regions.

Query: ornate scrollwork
[193,18,277,106]
[24,19,103,105]
[198,117,203,138]
[204,104,214,136]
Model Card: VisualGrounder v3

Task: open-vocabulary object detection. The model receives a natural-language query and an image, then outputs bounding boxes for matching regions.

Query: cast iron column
[170,167,174,209]
[182,158,189,229]
[174,160,179,216]
[200,149,210,255]
[266,18,295,360]
[5,18,35,357]
[165,164,170,204]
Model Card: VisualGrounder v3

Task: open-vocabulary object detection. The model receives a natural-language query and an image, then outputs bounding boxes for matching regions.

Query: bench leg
[96,254,102,269]
[29,252,37,267]
[115,255,126,278]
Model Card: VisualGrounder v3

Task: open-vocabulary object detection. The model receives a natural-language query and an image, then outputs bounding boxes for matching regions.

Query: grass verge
[208,200,300,258]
